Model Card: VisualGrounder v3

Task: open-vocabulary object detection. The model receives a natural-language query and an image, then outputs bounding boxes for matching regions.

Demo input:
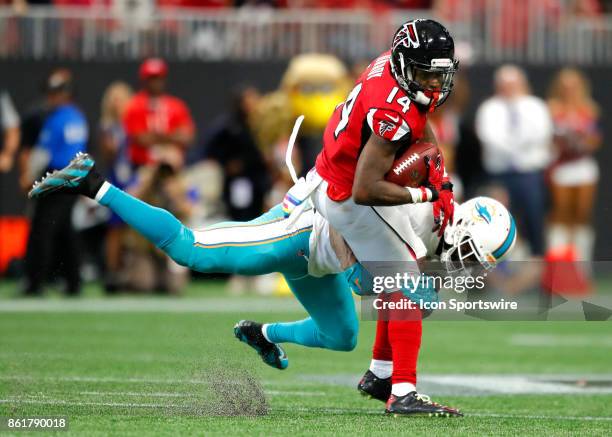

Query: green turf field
[1,281,611,436]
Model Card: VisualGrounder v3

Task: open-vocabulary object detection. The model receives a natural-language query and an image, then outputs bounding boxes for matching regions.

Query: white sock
[574,226,594,261]
[369,359,392,379]
[94,181,112,203]
[547,224,570,250]
[261,324,272,342]
[392,382,417,396]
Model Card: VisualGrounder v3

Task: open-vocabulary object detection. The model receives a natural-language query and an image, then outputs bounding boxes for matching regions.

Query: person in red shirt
[123,58,195,169]
[284,19,459,416]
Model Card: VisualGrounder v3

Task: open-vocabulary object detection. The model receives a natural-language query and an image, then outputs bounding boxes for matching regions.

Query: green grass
[1,281,611,435]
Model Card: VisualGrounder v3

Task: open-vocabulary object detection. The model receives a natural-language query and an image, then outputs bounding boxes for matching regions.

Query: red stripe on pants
[372,317,392,361]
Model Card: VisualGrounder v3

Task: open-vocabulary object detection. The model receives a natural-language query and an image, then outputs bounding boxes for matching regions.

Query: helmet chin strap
[407,81,443,112]
[407,81,433,106]
[391,54,443,111]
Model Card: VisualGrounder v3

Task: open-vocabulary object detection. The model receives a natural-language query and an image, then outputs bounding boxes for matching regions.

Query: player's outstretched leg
[256,273,359,350]
[29,153,191,261]
[28,153,311,279]
[232,271,358,370]
[234,320,288,370]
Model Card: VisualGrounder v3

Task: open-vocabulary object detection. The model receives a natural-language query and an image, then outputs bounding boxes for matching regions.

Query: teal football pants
[99,185,358,351]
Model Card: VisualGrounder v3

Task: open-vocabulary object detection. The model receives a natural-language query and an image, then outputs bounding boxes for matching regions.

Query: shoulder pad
[366,108,411,142]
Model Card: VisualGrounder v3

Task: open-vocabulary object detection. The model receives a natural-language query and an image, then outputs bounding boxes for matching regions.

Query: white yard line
[76,390,325,397]
[1,399,611,422]
[0,375,212,384]
[3,374,612,396]
[0,351,183,364]
[78,391,194,398]
[299,373,612,395]
[0,398,179,409]
[0,298,303,313]
[279,407,612,422]
[0,374,317,388]
[471,412,612,422]
[265,390,325,397]
[419,374,612,395]
[510,334,612,347]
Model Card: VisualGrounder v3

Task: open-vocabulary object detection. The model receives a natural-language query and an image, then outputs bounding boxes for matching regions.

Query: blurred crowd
[0,53,603,296]
[1,0,609,65]
[0,0,609,13]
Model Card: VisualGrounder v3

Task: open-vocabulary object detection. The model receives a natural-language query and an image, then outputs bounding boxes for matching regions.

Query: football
[385,142,439,188]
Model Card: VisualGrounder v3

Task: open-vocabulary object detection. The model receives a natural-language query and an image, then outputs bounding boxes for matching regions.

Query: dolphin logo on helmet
[474,201,492,224]
[442,197,517,275]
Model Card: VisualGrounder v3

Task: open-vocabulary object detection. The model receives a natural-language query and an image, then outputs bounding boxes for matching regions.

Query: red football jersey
[123,91,195,166]
[315,51,428,201]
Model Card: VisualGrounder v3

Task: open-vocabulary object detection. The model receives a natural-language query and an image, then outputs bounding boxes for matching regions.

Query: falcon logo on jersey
[378,120,395,137]
[366,108,411,142]
[393,21,420,49]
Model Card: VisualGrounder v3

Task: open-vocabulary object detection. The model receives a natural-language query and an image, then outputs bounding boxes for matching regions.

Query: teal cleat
[28,152,98,199]
[234,320,288,370]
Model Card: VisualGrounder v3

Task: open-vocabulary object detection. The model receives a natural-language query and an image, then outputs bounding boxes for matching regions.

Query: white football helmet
[441,196,517,274]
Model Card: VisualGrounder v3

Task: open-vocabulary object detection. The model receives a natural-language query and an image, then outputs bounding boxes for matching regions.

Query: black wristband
[429,186,439,202]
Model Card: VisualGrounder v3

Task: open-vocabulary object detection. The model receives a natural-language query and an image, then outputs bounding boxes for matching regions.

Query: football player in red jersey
[288,19,458,416]
[307,19,457,267]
